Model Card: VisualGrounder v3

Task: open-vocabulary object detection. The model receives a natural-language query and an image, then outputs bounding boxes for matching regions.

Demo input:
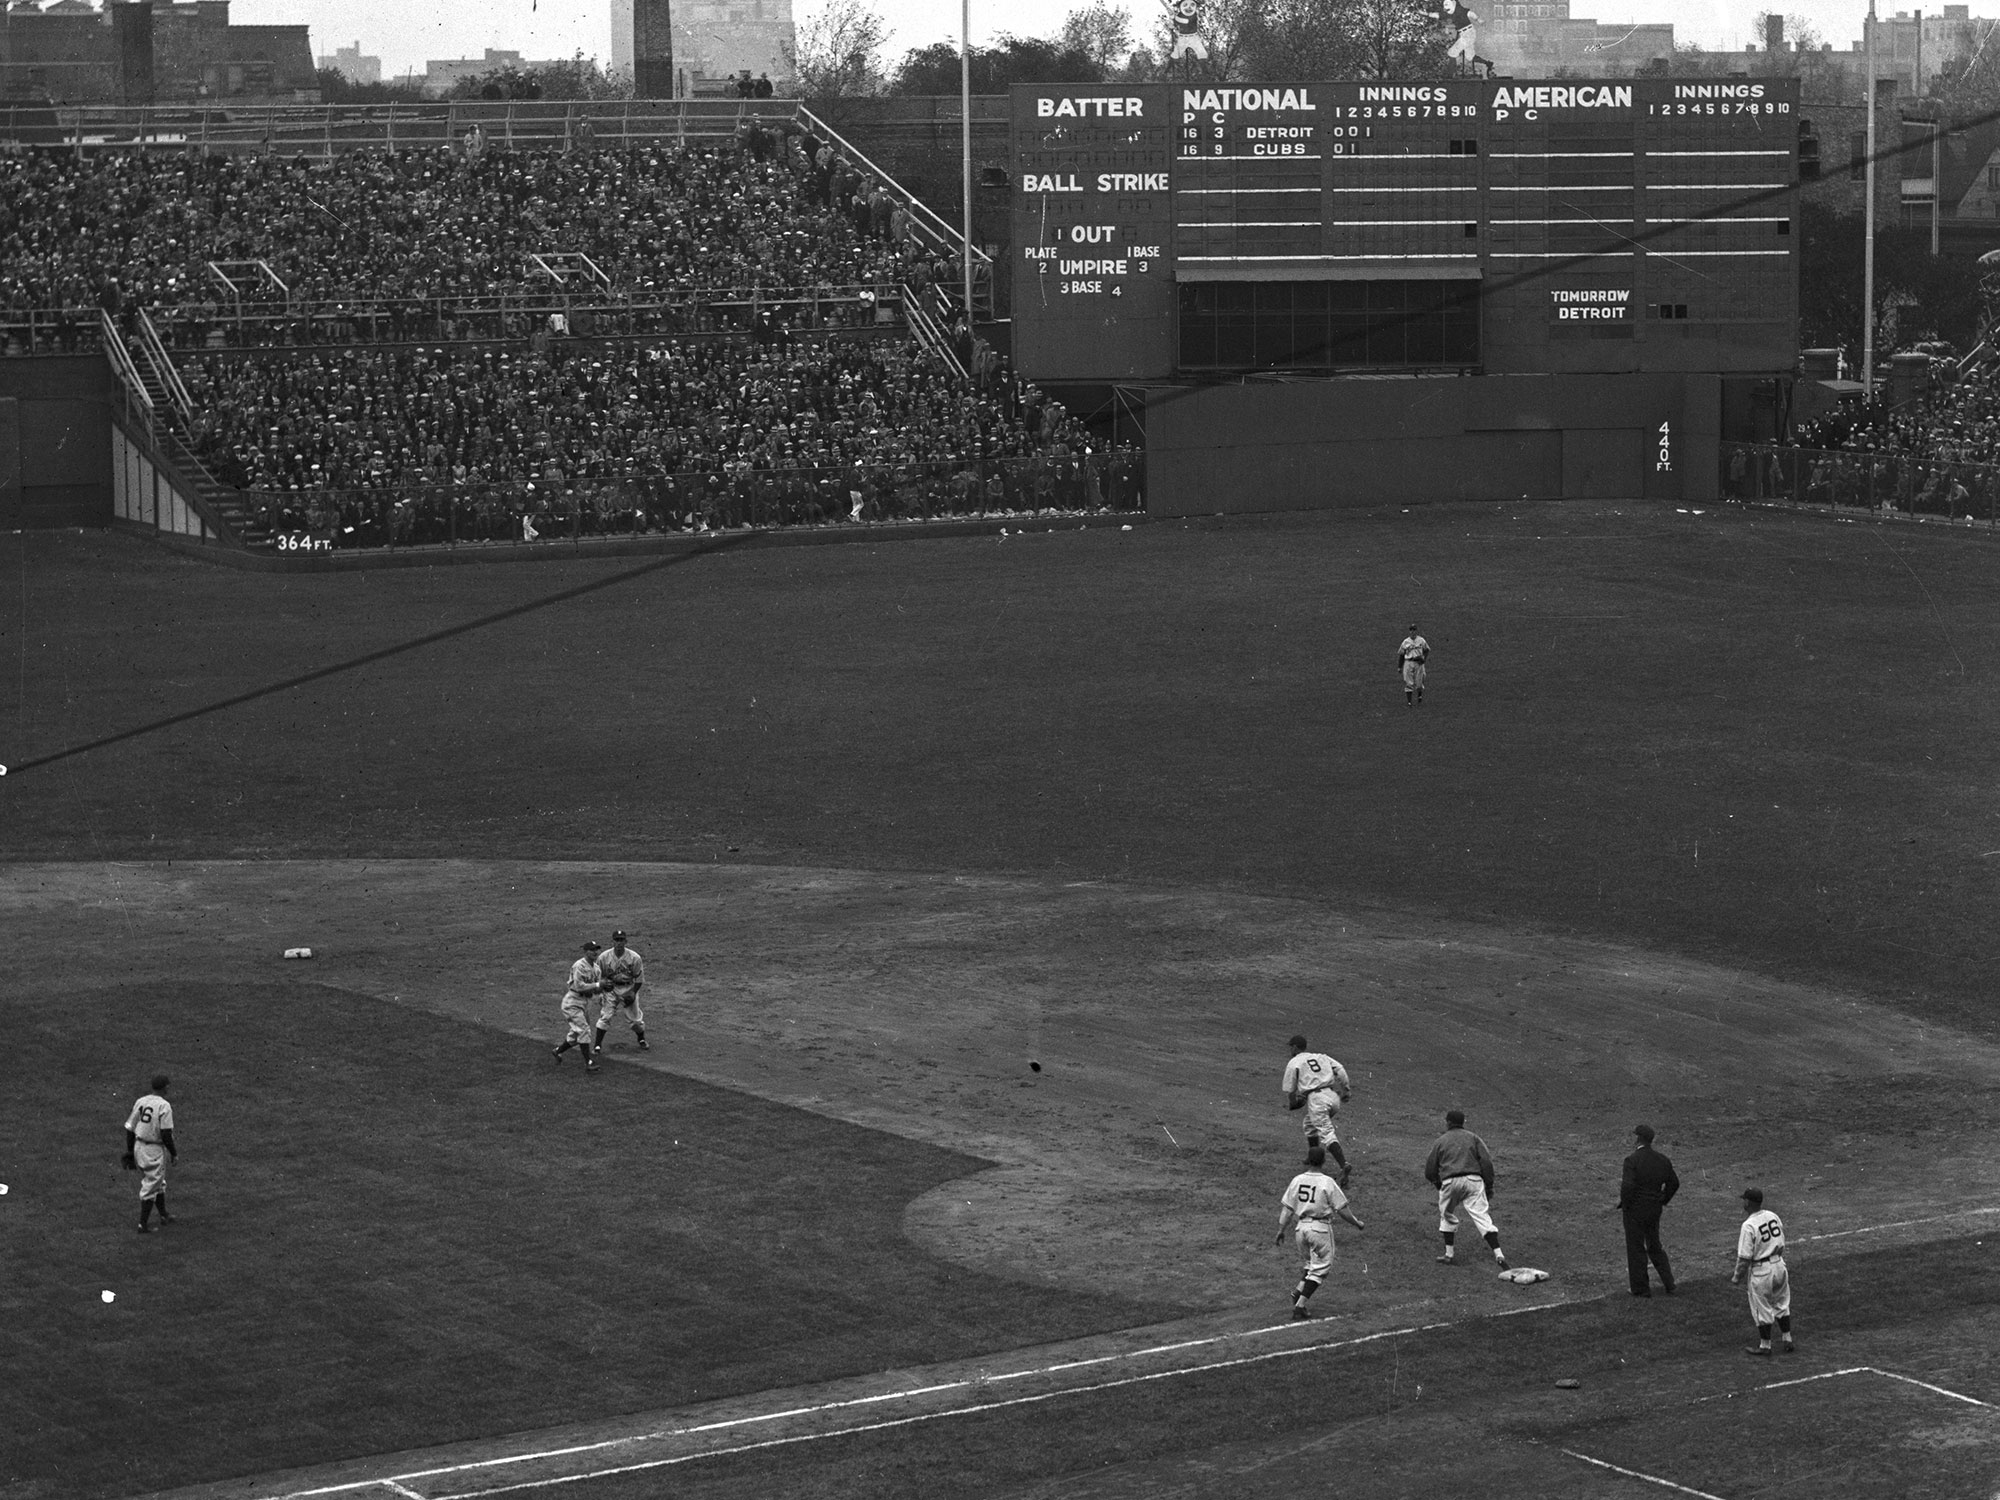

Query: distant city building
[316,38,378,85]
[612,0,793,98]
[1856,5,1999,93]
[423,48,570,95]
[1475,0,1673,76]
[0,0,317,104]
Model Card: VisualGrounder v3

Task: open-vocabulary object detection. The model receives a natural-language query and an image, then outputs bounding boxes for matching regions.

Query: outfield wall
[1142,372,1719,515]
[0,356,112,528]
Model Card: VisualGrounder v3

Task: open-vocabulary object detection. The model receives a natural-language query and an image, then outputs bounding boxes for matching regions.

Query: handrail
[101,311,156,426]
[897,281,967,381]
[135,309,194,420]
[798,104,994,286]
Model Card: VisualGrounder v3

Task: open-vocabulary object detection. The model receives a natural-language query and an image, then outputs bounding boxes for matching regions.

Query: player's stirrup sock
[1294,1277,1320,1306]
[634,1027,646,1043]
[1438,1232,1455,1261]
[594,1030,606,1050]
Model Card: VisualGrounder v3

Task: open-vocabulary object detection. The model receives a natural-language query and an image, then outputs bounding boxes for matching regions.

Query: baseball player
[122,1074,178,1233]
[1398,624,1430,707]
[1423,1109,1508,1269]
[592,929,647,1052]
[1275,1145,1366,1319]
[553,941,606,1074]
[1280,1036,1353,1184]
[1731,1186,1794,1355]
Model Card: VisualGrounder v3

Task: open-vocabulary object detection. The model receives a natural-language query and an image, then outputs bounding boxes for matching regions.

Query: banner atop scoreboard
[1009,78,1800,383]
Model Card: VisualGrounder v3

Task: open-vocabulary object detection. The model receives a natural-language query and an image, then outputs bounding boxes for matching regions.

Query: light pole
[1864,0,1877,397]
[961,0,975,331]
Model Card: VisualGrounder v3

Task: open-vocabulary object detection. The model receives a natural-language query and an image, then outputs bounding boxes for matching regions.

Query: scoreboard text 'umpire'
[1009,79,1800,383]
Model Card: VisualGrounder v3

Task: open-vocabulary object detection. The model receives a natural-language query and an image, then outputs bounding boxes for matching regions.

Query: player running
[1275,1145,1365,1319]
[553,940,606,1074]
[1281,1035,1353,1184]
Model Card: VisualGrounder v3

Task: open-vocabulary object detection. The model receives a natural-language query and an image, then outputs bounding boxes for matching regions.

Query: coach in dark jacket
[1620,1124,1680,1296]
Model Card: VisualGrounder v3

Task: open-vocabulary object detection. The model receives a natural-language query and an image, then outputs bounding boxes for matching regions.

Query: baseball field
[3,499,1999,1498]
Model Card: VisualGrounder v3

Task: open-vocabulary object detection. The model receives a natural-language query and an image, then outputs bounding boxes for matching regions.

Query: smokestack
[1765,12,1784,50]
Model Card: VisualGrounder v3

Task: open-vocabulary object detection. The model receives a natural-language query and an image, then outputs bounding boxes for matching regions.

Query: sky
[239,0,1911,81]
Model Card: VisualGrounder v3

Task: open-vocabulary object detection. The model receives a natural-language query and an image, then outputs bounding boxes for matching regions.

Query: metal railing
[134,308,193,420]
[144,284,906,349]
[227,453,1147,553]
[898,281,967,381]
[1722,442,2000,523]
[0,306,102,356]
[0,99,801,157]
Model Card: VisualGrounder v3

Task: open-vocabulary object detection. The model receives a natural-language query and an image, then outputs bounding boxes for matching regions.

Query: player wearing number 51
[1275,1145,1365,1321]
[1732,1187,1795,1355]
[122,1074,178,1233]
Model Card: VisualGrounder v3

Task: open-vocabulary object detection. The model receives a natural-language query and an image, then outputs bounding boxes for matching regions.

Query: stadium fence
[1723,442,2000,524]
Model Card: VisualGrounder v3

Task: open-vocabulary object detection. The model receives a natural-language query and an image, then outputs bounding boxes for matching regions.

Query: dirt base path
[12,858,2000,1323]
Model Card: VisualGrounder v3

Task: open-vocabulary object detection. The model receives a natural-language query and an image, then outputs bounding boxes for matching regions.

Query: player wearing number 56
[1732,1187,1795,1355]
[123,1074,178,1234]
[1275,1146,1365,1321]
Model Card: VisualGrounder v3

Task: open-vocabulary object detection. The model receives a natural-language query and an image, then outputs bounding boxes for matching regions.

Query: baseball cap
[1633,1124,1655,1143]
[611,929,627,941]
[1741,1186,1763,1206]
[583,939,602,952]
[1445,1109,1466,1127]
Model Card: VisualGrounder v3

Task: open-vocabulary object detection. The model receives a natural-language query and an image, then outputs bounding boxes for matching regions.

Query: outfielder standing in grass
[122,1074,177,1233]
[1398,623,1429,707]
[1732,1186,1795,1355]
[553,940,605,1074]
[1275,1145,1365,1320]
[593,929,647,1053]
[1424,1109,1508,1269]
[1281,1036,1352,1184]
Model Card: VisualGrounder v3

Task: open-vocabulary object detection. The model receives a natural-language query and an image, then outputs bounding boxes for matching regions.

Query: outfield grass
[0,979,1151,1500]
[4,504,1999,1026]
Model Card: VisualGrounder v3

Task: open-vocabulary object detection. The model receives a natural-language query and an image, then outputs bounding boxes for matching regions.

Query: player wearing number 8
[1732,1187,1794,1355]
[1275,1145,1365,1320]
[1281,1036,1352,1184]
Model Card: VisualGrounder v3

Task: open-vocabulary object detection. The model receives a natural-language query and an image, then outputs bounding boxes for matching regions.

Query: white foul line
[1869,1369,1997,1408]
[1693,1364,1993,1409]
[1796,1206,2000,1243]
[426,1327,1425,1500]
[251,1317,1450,1500]
[1560,1450,1728,1498]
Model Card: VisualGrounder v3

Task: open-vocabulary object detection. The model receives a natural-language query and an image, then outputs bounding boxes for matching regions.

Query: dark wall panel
[1146,373,1714,515]
[0,357,113,527]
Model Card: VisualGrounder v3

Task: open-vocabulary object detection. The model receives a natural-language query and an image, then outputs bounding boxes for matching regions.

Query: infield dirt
[13,856,1999,1317]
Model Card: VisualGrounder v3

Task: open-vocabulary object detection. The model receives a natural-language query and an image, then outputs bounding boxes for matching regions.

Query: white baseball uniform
[1437,1175,1498,1237]
[1279,1168,1349,1280]
[1737,1209,1790,1323]
[595,944,646,1031]
[124,1092,174,1201]
[1400,634,1430,691]
[562,957,603,1044]
[1281,1051,1350,1145]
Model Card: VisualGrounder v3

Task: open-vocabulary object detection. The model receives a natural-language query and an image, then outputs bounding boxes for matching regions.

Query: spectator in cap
[1619,1123,1680,1297]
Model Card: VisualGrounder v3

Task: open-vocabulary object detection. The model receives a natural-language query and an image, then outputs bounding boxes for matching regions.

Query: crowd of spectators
[1725,351,2000,519]
[183,333,1142,543]
[0,123,955,334]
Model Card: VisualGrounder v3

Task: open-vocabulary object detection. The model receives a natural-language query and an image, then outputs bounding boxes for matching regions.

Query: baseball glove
[121,1151,137,1171]
[1287,1093,1306,1111]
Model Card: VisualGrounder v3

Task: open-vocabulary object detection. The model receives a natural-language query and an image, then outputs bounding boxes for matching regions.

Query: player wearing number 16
[1275,1145,1365,1320]
[122,1074,178,1233]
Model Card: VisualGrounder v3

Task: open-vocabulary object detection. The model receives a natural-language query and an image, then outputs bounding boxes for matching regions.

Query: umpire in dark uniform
[1620,1124,1680,1296]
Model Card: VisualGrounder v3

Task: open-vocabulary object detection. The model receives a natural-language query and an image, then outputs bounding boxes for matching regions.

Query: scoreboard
[1010,78,1799,382]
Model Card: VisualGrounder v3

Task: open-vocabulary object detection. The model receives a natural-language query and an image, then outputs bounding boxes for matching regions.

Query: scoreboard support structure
[1011,79,1798,512]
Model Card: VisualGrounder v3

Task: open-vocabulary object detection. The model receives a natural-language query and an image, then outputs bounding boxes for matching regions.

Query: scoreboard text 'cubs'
[1009,78,1800,384]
